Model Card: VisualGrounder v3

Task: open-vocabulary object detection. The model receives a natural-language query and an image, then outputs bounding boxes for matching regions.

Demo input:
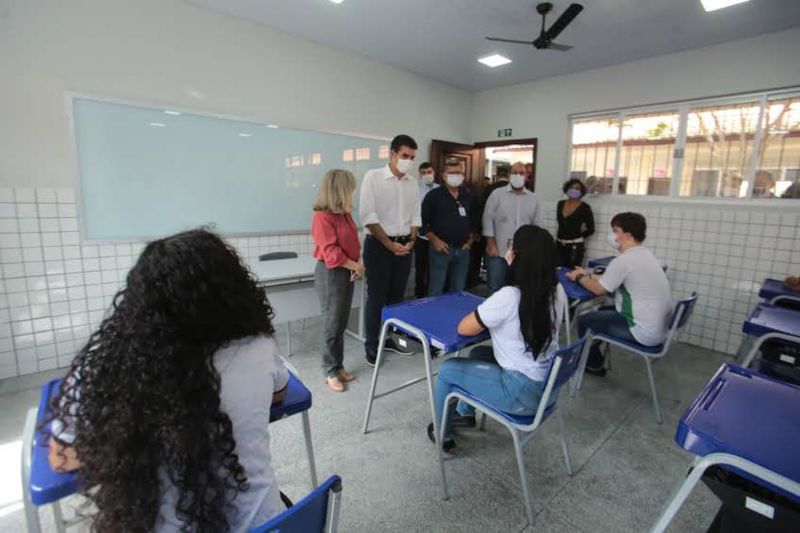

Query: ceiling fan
[486,2,584,52]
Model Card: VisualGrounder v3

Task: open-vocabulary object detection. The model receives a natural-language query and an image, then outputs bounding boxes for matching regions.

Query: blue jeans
[434,345,545,440]
[485,255,508,295]
[577,306,637,369]
[428,247,470,296]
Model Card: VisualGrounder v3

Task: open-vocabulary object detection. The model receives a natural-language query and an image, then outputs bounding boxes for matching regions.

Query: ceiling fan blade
[485,37,535,45]
[545,3,583,41]
[547,42,573,51]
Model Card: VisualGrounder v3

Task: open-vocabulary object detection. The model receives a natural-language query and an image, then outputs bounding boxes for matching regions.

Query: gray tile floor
[0,317,730,532]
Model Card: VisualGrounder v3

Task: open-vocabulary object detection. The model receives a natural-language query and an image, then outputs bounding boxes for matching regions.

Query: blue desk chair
[438,336,589,526]
[575,292,698,424]
[22,368,317,532]
[250,475,342,533]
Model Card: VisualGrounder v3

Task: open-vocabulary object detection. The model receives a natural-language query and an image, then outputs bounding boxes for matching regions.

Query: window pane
[570,116,620,194]
[680,100,761,198]
[755,96,800,199]
[618,110,680,196]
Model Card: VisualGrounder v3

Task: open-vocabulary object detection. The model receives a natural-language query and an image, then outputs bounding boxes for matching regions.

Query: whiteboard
[71,97,389,239]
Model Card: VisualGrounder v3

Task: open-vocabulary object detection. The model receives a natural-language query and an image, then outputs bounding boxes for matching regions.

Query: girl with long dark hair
[47,229,289,532]
[427,225,566,452]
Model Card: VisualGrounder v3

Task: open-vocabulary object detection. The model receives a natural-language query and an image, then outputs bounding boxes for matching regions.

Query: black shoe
[384,338,415,356]
[584,366,607,377]
[427,423,456,453]
[451,414,476,428]
[365,350,376,367]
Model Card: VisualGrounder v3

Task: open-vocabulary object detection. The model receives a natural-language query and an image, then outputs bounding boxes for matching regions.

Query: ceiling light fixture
[477,54,512,68]
[267,124,280,129]
[163,110,182,115]
[329,0,345,4]
[238,133,253,137]
[700,0,749,12]
[148,122,166,127]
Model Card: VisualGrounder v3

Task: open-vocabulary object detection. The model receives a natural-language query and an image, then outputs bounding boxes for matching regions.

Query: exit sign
[497,128,512,138]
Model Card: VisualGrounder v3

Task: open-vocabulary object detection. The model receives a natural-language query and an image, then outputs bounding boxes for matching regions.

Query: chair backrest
[530,336,589,427]
[250,475,342,533]
[259,251,298,261]
[669,292,698,332]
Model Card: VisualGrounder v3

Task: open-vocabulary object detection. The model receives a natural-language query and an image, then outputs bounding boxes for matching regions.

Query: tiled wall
[0,187,314,380]
[1,187,799,379]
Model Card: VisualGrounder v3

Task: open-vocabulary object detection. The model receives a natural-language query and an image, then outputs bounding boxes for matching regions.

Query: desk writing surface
[587,256,615,269]
[557,267,595,302]
[742,303,800,339]
[250,256,318,284]
[676,364,800,500]
[759,278,800,301]
[382,292,489,352]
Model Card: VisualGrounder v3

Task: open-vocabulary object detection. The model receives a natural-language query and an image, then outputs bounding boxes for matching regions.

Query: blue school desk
[361,292,488,483]
[650,364,800,532]
[587,256,614,270]
[740,303,800,368]
[557,267,598,344]
[759,278,800,306]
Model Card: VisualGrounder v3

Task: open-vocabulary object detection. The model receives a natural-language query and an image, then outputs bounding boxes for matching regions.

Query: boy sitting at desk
[566,212,672,376]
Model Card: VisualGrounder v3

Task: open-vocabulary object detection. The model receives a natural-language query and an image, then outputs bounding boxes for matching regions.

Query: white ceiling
[187,0,800,92]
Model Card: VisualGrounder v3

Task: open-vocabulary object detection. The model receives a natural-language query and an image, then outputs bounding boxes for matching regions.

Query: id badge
[458,206,467,217]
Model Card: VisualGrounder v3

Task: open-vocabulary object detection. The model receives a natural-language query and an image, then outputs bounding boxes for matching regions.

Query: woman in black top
[556,178,594,267]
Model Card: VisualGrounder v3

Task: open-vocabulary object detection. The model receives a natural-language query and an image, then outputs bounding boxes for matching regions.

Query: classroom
[1,1,800,531]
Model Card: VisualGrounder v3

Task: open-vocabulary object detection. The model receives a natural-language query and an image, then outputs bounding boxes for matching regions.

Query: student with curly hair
[47,229,289,532]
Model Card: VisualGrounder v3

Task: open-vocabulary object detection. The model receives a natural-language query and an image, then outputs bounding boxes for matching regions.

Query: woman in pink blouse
[311,169,365,392]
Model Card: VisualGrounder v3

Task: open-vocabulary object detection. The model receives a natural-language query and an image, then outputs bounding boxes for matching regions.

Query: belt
[558,238,584,245]
[368,234,412,244]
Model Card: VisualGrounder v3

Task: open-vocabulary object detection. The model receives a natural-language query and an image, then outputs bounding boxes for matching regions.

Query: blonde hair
[313,169,357,213]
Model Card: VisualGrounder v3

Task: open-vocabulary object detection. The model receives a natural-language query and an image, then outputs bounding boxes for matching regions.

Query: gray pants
[314,262,354,377]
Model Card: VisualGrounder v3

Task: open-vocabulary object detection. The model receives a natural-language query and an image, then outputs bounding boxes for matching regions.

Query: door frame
[473,138,539,191]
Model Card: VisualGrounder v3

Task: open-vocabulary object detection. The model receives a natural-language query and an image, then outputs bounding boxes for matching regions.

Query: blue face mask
[566,189,582,199]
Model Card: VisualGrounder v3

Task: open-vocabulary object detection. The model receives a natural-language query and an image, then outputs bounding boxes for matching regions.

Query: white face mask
[445,173,464,188]
[505,248,514,265]
[395,158,414,174]
[509,174,526,189]
[421,173,435,185]
[607,231,619,250]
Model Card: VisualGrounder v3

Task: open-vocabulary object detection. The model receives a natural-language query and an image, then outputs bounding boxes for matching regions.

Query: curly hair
[46,229,276,532]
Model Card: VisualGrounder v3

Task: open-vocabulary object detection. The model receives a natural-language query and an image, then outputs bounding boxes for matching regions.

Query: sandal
[336,369,356,382]
[326,376,345,392]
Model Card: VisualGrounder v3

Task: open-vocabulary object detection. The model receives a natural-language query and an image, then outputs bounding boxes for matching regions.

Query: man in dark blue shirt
[421,159,475,296]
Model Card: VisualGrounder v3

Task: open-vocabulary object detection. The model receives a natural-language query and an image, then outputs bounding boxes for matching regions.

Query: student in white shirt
[414,162,439,297]
[48,229,289,532]
[359,134,421,365]
[567,212,673,376]
[428,225,566,452]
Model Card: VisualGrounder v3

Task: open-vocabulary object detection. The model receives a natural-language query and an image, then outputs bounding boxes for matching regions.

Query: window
[309,153,322,166]
[379,145,389,159]
[342,149,354,162]
[355,147,371,161]
[568,88,800,200]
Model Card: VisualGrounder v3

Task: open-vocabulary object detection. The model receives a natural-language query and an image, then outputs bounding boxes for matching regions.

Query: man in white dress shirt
[359,134,421,365]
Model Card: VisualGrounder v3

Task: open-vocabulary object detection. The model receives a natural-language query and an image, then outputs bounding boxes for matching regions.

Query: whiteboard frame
[65,91,387,243]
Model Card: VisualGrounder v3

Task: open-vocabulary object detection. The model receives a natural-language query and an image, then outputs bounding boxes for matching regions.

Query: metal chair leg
[301,410,318,488]
[556,408,573,476]
[438,399,452,501]
[644,357,663,424]
[362,321,392,434]
[22,408,42,533]
[511,430,535,526]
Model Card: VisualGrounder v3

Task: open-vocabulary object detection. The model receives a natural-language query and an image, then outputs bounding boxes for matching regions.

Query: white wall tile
[36,188,56,203]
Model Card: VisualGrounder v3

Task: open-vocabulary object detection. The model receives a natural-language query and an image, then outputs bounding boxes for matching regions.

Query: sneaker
[426,423,456,453]
[451,414,476,428]
[384,338,415,356]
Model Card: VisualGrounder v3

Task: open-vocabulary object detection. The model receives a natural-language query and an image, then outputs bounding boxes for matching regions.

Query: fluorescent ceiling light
[238,133,253,137]
[329,0,345,4]
[148,122,166,127]
[478,54,512,68]
[700,0,749,12]
[267,124,280,129]
[163,110,182,115]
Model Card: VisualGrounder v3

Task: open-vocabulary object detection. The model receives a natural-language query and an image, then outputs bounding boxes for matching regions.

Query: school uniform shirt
[474,284,567,382]
[358,165,421,237]
[52,335,289,533]
[421,186,475,247]
[598,246,673,346]
[311,210,361,269]
[482,185,543,256]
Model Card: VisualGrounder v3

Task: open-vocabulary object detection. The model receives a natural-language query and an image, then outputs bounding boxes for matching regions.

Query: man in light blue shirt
[415,162,439,297]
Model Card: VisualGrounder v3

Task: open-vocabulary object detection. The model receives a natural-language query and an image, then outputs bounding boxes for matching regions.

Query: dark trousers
[414,238,430,298]
[363,236,412,355]
[467,237,486,289]
[577,306,637,369]
[557,242,586,268]
[314,262,354,377]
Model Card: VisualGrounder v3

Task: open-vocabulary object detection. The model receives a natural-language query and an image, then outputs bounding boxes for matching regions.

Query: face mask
[445,173,464,188]
[421,173,435,185]
[607,231,619,250]
[567,189,582,199]
[395,158,414,174]
[505,248,514,265]
[509,174,526,189]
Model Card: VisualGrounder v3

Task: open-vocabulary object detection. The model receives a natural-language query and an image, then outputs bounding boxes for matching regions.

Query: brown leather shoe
[326,376,345,392]
[336,369,355,383]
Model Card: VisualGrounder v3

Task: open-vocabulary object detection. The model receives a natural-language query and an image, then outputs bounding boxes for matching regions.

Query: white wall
[0,0,472,189]
[470,27,800,201]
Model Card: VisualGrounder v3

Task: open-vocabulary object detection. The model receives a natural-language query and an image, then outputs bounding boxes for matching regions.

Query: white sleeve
[598,255,631,293]
[411,184,422,228]
[482,190,498,238]
[475,287,514,329]
[358,173,380,226]
[532,196,542,227]
[273,352,290,391]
